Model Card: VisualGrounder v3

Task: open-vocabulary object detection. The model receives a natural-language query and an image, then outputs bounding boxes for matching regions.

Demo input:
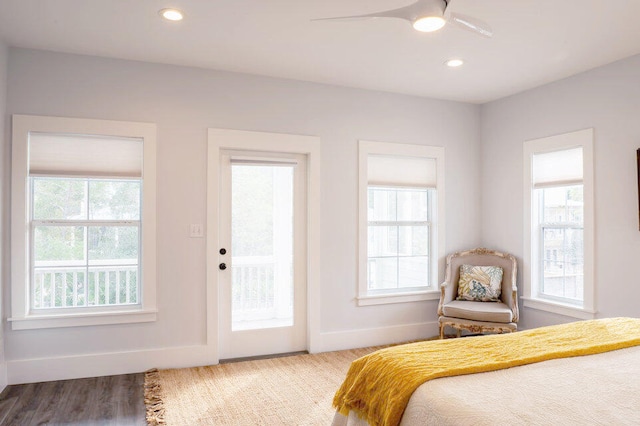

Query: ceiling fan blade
[311,15,380,22]
[312,0,439,24]
[447,12,493,38]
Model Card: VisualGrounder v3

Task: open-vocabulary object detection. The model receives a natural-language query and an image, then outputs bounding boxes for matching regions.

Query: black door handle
[219,263,227,270]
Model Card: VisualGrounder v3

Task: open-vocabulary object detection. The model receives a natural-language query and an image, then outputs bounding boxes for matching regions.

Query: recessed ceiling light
[159,8,184,21]
[412,16,446,32]
[445,58,464,68]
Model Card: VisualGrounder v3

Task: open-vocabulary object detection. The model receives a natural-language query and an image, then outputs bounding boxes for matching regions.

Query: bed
[332,317,640,426]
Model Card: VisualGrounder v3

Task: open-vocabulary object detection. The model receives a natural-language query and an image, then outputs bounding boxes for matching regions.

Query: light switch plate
[189,224,204,238]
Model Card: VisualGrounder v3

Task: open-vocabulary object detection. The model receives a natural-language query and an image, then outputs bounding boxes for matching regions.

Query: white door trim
[206,129,321,363]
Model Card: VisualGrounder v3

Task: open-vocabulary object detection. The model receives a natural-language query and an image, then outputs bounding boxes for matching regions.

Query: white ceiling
[1,0,639,104]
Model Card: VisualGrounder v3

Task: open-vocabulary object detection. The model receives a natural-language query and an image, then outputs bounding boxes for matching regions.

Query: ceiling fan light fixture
[159,8,184,21]
[445,58,464,68]
[412,16,446,32]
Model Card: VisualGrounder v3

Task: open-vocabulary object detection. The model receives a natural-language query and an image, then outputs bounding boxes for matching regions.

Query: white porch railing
[33,265,138,309]
[33,257,290,318]
[232,256,275,321]
[231,256,292,323]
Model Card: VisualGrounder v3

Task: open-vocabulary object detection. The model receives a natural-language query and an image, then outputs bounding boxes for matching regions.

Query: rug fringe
[144,368,166,425]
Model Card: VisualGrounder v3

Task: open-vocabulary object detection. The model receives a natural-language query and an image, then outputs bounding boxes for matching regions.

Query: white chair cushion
[441,300,513,323]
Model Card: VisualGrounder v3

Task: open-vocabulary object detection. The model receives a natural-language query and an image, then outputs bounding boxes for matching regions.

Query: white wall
[4,48,481,383]
[0,40,8,391]
[481,54,640,329]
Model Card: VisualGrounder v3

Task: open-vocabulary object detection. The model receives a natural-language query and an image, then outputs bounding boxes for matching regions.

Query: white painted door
[218,151,307,359]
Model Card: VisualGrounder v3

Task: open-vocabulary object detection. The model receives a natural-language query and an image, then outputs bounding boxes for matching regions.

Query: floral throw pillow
[457,265,503,302]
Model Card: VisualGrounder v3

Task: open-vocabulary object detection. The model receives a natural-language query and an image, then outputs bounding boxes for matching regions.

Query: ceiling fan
[313,0,492,38]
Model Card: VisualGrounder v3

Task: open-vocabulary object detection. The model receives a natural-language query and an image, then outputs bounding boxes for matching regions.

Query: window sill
[521,297,596,320]
[357,290,439,306]
[9,309,158,330]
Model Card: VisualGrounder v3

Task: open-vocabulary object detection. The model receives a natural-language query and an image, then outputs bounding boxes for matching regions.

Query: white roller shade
[368,154,437,188]
[29,132,143,177]
[532,147,583,188]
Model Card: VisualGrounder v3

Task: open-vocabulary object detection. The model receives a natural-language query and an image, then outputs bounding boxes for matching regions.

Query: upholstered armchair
[437,248,518,338]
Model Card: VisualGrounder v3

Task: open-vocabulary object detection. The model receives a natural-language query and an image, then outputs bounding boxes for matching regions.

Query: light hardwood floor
[0,373,145,425]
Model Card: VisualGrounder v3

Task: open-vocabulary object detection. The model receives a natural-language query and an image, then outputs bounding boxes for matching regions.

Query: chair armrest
[437,281,456,316]
[509,289,519,322]
[499,288,519,323]
[500,267,519,323]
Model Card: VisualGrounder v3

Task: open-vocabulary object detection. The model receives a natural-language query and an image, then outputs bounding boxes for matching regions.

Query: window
[538,185,583,302]
[31,177,141,309]
[523,129,594,319]
[11,115,157,329]
[358,141,444,305]
[367,187,432,291]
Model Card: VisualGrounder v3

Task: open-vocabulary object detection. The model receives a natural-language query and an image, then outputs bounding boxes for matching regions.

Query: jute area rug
[144,346,380,426]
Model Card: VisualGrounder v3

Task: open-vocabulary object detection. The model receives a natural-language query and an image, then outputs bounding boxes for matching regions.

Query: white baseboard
[6,322,440,384]
[317,321,439,353]
[7,344,216,385]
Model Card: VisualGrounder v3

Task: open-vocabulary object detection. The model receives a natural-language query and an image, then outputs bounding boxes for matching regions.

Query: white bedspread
[332,345,640,426]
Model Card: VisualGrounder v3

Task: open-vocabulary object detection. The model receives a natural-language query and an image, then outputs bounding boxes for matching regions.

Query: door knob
[219,263,227,270]
[219,248,227,255]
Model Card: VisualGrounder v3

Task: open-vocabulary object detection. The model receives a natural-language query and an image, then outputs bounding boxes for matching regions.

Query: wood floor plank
[30,380,66,425]
[1,383,40,425]
[0,396,19,424]
[116,373,146,424]
[0,373,146,425]
[54,377,95,424]
[90,375,118,423]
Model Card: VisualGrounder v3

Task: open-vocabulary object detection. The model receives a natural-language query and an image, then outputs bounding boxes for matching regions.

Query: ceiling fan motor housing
[408,0,447,22]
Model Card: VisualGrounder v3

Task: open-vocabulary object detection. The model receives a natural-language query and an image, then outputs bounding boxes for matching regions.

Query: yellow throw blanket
[333,317,640,426]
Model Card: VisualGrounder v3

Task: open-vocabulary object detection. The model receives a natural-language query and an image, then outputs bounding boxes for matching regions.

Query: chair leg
[439,323,444,339]
[456,328,461,338]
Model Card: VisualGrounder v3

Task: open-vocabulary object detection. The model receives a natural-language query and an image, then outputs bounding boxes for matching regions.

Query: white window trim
[358,140,444,306]
[522,128,595,319]
[10,115,157,330]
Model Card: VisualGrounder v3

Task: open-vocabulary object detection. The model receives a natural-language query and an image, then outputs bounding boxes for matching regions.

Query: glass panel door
[231,163,294,331]
[218,151,307,360]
